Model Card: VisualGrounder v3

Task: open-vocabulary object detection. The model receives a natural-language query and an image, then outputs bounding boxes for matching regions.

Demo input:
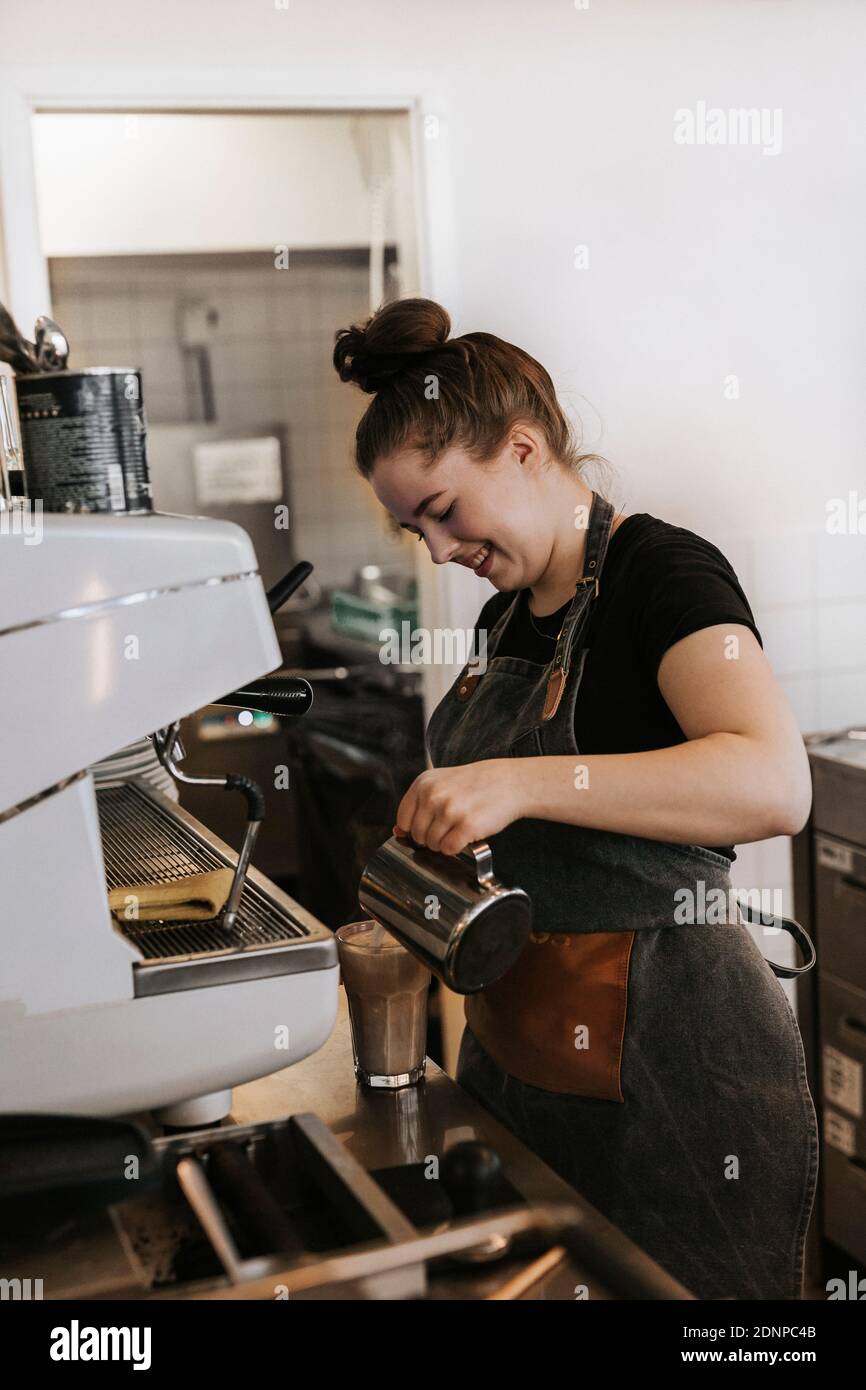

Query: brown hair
[333,297,605,481]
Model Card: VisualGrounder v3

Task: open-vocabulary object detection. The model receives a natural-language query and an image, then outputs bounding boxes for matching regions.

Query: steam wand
[151,723,264,932]
[151,675,314,928]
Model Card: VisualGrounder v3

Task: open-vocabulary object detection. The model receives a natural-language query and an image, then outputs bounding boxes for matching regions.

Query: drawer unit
[811,744,866,846]
[819,974,866,1153]
[819,974,866,1264]
[794,732,866,1279]
[815,835,866,987]
[821,1145,866,1268]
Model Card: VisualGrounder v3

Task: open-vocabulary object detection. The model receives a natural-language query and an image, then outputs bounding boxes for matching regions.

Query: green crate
[330,590,418,645]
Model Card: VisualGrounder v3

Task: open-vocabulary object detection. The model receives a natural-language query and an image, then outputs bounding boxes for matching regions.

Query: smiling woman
[332,296,819,1301]
[332,298,609,599]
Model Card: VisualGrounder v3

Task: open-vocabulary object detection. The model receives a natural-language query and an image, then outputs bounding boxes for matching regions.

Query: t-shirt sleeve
[628,529,763,680]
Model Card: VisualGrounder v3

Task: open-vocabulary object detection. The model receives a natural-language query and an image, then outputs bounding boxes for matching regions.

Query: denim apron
[425,491,819,1300]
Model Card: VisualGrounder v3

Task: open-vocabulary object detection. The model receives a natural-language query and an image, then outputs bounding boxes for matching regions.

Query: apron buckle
[456,672,482,702]
[542,664,566,721]
[576,575,600,599]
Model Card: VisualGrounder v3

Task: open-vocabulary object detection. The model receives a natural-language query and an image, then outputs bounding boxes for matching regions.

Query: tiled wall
[48,252,415,590]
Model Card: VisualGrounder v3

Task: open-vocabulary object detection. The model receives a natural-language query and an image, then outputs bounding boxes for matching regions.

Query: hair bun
[333,298,451,393]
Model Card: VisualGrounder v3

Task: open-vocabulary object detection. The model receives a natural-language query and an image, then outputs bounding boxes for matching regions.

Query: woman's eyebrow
[398,490,446,529]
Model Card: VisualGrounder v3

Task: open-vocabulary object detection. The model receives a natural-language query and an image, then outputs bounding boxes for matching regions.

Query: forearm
[513,734,805,846]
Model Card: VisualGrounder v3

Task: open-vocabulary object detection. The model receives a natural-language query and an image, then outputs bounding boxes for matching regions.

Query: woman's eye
[435,502,455,523]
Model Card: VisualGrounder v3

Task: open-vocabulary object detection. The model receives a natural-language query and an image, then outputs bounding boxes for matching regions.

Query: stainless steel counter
[0,991,688,1300]
[222,991,671,1299]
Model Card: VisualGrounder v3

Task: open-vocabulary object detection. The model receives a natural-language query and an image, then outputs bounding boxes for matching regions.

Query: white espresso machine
[0,510,338,1125]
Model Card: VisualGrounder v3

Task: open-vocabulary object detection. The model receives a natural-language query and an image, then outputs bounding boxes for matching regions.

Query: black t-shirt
[472,513,764,862]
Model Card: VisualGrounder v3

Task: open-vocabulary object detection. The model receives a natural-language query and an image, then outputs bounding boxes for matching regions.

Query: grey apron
[425,491,819,1300]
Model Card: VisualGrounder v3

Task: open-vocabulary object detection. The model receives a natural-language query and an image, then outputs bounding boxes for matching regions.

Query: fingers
[436,825,472,856]
[395,772,439,847]
[393,771,470,853]
[423,811,455,854]
[394,782,419,839]
[407,800,441,849]
[393,804,460,853]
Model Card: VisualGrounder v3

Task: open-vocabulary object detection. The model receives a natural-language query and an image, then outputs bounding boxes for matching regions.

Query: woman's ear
[509,423,545,471]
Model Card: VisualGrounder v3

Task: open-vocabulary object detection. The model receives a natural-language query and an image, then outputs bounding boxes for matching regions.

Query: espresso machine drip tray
[96,782,336,996]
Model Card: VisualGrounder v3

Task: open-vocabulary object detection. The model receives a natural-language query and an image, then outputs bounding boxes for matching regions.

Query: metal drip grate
[96,783,321,974]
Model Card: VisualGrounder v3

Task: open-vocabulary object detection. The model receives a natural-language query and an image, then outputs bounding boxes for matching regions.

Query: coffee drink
[335,920,431,1088]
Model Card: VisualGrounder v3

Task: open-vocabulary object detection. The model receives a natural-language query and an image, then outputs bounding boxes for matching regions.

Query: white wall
[31,111,416,261]
[2,0,864,934]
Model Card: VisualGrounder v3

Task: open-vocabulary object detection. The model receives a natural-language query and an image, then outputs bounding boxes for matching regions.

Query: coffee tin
[15,367,153,514]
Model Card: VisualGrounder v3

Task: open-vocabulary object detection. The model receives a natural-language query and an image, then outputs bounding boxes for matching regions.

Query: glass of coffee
[335,920,432,1088]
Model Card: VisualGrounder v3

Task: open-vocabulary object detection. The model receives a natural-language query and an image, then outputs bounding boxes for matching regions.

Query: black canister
[15,368,152,514]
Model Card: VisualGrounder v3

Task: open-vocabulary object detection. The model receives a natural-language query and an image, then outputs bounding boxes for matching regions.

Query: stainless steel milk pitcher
[357,834,532,994]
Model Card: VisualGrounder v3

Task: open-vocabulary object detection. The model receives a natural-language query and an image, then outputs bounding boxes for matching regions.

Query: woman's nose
[427,533,460,565]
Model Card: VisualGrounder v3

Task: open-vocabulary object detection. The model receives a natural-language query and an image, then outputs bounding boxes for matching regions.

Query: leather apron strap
[464,492,631,1100]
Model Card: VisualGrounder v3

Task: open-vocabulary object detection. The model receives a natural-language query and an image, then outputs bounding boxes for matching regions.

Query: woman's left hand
[393,759,526,855]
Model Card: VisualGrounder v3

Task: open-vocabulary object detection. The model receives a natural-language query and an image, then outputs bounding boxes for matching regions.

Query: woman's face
[370,427,555,592]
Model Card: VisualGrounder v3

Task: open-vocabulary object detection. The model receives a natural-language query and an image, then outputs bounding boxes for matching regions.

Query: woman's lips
[464,541,493,573]
[476,544,494,577]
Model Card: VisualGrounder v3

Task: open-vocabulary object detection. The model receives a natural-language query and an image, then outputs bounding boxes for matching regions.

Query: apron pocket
[508,727,544,757]
[464,930,635,1100]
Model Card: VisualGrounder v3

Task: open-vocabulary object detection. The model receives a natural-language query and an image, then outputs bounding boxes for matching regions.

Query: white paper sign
[193,437,282,505]
[823,1045,863,1118]
[824,1108,856,1157]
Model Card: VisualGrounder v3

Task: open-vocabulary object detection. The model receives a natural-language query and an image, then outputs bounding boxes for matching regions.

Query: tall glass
[335,920,431,1088]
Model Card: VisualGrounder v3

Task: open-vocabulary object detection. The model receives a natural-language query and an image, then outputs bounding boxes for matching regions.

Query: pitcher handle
[393,828,495,887]
[456,841,495,886]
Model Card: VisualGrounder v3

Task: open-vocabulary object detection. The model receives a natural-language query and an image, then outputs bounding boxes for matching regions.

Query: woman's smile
[472,542,494,576]
[457,540,495,575]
